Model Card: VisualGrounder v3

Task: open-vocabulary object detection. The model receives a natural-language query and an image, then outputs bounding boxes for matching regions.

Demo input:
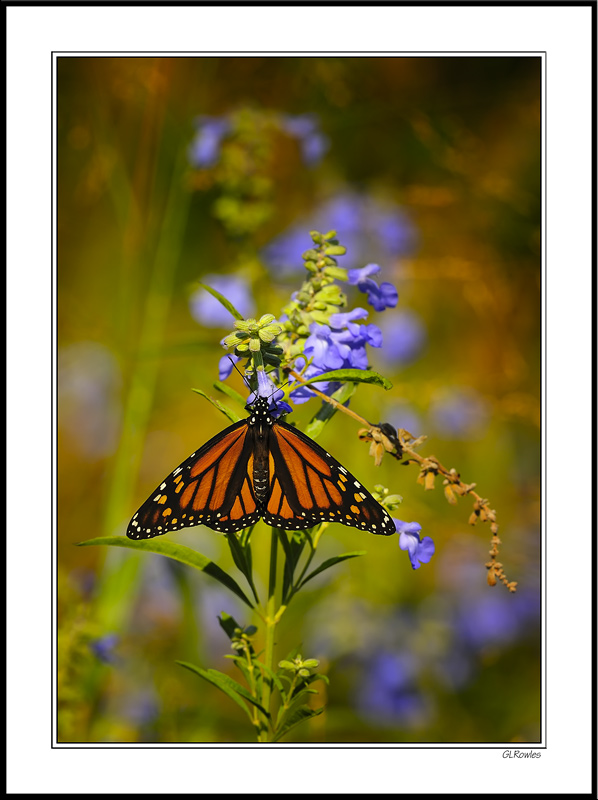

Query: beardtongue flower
[394,519,435,570]
[348,263,398,312]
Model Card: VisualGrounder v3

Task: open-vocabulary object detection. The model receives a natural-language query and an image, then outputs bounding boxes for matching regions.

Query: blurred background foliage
[57,56,541,744]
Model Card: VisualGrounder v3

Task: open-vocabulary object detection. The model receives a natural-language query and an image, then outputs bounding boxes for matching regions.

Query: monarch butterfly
[127,395,395,539]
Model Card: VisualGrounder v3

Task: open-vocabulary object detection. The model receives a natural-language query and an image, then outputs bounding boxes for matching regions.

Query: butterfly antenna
[228,356,251,389]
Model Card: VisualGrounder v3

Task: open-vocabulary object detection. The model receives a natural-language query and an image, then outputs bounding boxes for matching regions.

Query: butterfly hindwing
[263,421,395,535]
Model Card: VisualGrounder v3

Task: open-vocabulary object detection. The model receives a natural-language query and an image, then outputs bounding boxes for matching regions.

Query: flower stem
[258,528,279,742]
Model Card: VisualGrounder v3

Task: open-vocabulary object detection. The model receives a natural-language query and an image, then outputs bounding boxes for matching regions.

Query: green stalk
[95,150,191,630]
[258,528,279,742]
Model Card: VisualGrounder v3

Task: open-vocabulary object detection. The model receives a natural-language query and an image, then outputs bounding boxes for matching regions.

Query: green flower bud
[324,244,346,256]
[235,343,250,354]
[302,659,319,669]
[383,494,403,509]
[249,337,262,352]
[244,625,257,636]
[315,284,343,302]
[323,229,337,240]
[278,660,295,670]
[302,248,319,261]
[234,319,254,332]
[310,230,324,244]
[322,266,348,281]
[310,310,331,324]
[298,668,310,678]
[258,313,276,327]
[304,260,318,273]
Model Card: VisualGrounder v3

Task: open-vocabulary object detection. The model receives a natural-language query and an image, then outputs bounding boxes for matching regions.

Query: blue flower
[429,387,488,440]
[261,192,417,275]
[348,264,398,312]
[190,275,255,328]
[356,652,427,727]
[289,311,383,403]
[303,323,346,370]
[376,310,426,366]
[280,113,330,166]
[188,116,231,168]
[247,369,292,417]
[395,520,435,569]
[89,633,119,664]
[219,353,241,381]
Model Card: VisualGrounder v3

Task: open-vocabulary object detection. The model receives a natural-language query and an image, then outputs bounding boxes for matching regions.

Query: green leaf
[196,282,245,321]
[218,612,244,641]
[298,551,366,590]
[213,380,248,409]
[304,382,357,440]
[272,705,324,743]
[77,536,253,608]
[191,388,241,423]
[177,662,269,719]
[225,532,259,603]
[297,368,392,391]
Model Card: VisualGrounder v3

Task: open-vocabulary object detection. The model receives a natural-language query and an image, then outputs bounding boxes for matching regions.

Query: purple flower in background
[280,113,330,166]
[429,387,489,440]
[387,400,422,438]
[261,192,416,275]
[395,520,435,570]
[122,689,160,727]
[189,116,231,168]
[348,263,398,312]
[89,633,119,664]
[356,652,427,727]
[367,206,417,255]
[190,275,255,328]
[58,342,122,461]
[376,311,426,366]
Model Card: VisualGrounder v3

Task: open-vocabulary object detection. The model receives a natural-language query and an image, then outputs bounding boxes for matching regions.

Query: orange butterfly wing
[263,421,395,535]
[127,420,260,538]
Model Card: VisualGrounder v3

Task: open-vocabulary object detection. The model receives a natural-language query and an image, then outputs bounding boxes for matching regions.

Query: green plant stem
[259,528,279,742]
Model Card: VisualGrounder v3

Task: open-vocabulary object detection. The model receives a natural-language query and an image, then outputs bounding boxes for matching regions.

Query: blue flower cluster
[279,113,330,166]
[288,307,383,404]
[262,192,417,275]
[188,116,232,168]
[188,111,328,170]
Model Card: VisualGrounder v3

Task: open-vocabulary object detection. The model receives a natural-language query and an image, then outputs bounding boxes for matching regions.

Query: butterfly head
[246,395,275,428]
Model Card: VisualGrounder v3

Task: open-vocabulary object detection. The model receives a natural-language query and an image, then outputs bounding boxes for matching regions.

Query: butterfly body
[128,396,394,539]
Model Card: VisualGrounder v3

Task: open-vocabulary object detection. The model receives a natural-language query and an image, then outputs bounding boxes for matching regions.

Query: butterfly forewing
[262,421,395,535]
[127,419,260,539]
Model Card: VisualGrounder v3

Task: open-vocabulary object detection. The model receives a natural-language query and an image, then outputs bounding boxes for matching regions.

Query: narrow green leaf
[176,662,266,721]
[213,380,248,409]
[272,705,324,743]
[297,368,392,391]
[298,551,366,590]
[191,388,241,423]
[196,282,245,321]
[77,536,253,608]
[218,612,243,641]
